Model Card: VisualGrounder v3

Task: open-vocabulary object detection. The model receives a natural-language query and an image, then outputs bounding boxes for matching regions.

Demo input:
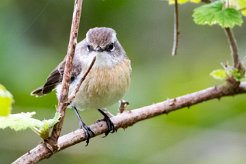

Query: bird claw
[81,125,95,146]
[73,107,95,146]
[98,109,116,137]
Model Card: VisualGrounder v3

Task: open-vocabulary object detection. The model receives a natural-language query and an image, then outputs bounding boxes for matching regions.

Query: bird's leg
[99,108,114,117]
[97,109,116,136]
[72,107,95,146]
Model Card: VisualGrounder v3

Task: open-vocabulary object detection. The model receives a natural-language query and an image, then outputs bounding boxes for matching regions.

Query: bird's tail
[31,87,44,97]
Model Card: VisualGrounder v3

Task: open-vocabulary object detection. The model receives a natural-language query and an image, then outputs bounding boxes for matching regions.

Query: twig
[171,0,180,56]
[47,0,83,147]
[119,100,130,113]
[224,28,241,69]
[67,56,96,104]
[201,0,211,3]
[14,82,246,163]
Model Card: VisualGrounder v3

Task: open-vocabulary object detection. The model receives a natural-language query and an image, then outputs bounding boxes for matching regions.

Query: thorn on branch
[162,110,169,115]
[14,82,246,163]
[168,98,176,106]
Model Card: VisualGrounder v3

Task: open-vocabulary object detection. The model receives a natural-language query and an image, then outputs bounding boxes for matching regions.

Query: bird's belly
[72,59,131,110]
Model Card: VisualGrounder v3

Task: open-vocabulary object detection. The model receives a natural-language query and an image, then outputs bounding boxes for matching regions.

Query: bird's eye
[87,45,93,52]
[106,43,115,52]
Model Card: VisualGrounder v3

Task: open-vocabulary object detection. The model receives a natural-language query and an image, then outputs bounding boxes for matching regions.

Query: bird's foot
[72,107,95,146]
[80,124,95,146]
[97,109,116,137]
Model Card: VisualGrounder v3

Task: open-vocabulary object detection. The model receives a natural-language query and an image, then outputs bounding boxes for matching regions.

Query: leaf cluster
[0,84,60,139]
[210,64,245,81]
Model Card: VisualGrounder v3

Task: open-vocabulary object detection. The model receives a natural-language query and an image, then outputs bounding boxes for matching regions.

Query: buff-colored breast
[73,59,131,110]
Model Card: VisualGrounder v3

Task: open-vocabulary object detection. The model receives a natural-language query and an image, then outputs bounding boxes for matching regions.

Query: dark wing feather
[31,61,65,96]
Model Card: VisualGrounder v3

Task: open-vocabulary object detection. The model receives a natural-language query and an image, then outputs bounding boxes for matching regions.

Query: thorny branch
[14,82,246,163]
[12,0,246,163]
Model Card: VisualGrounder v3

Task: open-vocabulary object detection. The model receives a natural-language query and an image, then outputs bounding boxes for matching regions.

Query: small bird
[31,27,131,144]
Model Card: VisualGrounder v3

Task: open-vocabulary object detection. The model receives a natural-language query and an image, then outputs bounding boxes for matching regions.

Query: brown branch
[201,0,211,3]
[171,0,180,56]
[67,56,96,104]
[14,82,246,163]
[47,0,83,147]
[224,28,241,69]
[13,1,246,163]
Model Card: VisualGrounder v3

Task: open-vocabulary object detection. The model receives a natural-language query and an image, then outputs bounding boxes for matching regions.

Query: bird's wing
[31,60,65,96]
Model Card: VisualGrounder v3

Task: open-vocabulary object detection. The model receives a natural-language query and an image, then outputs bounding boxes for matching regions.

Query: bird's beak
[95,46,103,52]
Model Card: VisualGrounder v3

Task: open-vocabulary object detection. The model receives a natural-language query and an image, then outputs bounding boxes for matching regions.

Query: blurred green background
[1,0,246,163]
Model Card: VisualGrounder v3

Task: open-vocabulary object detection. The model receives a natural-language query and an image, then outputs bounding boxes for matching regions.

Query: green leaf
[218,8,243,27]
[0,112,61,139]
[0,112,41,131]
[33,112,61,139]
[193,1,243,28]
[225,66,244,81]
[0,84,60,139]
[210,69,227,80]
[0,84,14,116]
[210,64,245,81]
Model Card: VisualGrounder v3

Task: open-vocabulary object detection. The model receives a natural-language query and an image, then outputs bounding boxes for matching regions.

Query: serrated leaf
[0,84,14,116]
[210,69,227,80]
[0,112,60,139]
[0,112,41,131]
[193,1,243,28]
[169,0,201,5]
[193,1,223,26]
[218,8,243,27]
